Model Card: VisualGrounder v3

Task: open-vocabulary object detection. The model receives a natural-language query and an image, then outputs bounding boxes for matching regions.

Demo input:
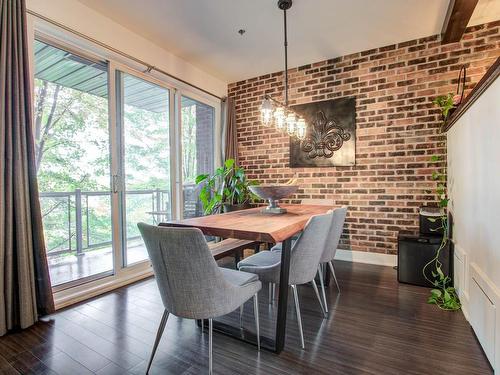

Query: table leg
[234,249,242,268]
[254,243,260,254]
[324,262,331,287]
[195,237,293,354]
[275,237,292,353]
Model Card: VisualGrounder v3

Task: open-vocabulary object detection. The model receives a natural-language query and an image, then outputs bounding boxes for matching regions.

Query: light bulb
[260,98,273,126]
[274,107,285,130]
[296,117,306,140]
[286,112,296,136]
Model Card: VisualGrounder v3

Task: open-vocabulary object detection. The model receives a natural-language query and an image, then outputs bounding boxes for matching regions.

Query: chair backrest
[320,207,347,263]
[289,212,334,285]
[137,223,231,319]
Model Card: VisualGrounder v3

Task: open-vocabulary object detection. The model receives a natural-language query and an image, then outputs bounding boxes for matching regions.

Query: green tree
[33,78,200,254]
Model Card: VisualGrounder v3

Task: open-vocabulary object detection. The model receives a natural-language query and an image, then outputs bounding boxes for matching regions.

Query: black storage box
[419,206,445,235]
[397,232,453,287]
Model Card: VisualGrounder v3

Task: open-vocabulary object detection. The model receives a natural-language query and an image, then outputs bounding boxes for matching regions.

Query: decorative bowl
[249,185,299,214]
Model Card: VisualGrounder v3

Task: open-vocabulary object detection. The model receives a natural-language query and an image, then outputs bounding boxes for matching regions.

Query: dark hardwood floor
[0,261,493,374]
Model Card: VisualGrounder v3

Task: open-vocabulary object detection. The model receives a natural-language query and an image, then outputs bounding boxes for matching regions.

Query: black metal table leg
[324,262,331,287]
[234,249,242,267]
[254,243,260,253]
[275,237,292,353]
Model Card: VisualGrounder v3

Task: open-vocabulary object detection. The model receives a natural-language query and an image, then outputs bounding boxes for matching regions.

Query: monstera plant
[195,159,259,215]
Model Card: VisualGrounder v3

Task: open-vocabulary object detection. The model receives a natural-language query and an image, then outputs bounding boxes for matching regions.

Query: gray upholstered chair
[316,207,347,312]
[268,199,333,304]
[237,212,334,349]
[270,199,333,252]
[138,223,262,374]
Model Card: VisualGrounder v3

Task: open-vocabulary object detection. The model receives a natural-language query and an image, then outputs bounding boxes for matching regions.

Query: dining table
[160,203,331,354]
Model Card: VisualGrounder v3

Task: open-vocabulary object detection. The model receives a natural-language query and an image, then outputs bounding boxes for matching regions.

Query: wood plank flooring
[0,261,493,374]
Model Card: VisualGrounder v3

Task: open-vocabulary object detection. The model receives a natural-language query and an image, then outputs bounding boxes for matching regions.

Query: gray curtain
[0,0,54,336]
[223,97,239,164]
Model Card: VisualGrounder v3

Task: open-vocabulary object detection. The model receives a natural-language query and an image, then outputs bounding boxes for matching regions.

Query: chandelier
[260,0,307,140]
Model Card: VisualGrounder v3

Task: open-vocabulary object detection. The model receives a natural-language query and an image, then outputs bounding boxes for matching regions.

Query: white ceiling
[77,0,499,83]
[470,0,500,26]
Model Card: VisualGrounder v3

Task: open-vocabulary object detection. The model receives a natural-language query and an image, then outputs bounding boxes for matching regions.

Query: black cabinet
[397,232,453,287]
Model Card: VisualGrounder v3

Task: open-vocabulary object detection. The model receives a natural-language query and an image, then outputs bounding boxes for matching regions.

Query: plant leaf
[430,289,442,298]
[195,174,209,184]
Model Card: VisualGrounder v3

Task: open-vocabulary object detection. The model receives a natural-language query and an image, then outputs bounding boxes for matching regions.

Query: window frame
[32,28,222,307]
[178,92,219,219]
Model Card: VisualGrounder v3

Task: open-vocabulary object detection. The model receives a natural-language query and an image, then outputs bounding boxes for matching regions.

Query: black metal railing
[39,188,170,257]
[39,185,203,258]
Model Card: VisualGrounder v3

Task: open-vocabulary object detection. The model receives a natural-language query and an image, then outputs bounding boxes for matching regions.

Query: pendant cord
[283,8,288,107]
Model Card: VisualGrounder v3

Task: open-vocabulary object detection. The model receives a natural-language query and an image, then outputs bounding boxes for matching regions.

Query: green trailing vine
[432,94,455,121]
[432,92,462,131]
[423,155,461,311]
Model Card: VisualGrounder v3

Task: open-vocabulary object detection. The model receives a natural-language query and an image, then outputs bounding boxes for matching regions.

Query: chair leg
[253,293,260,351]
[291,285,305,349]
[328,260,340,292]
[209,318,213,375]
[317,264,329,313]
[239,303,244,328]
[272,283,276,301]
[311,278,327,318]
[268,283,273,305]
[146,309,169,374]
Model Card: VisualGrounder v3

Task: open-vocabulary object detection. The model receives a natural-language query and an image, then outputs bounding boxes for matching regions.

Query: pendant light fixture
[260,0,307,140]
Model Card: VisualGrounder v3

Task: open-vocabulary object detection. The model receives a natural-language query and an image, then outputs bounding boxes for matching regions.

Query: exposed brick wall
[228,22,500,255]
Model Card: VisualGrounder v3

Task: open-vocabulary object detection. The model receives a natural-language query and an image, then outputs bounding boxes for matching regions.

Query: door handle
[112,175,120,193]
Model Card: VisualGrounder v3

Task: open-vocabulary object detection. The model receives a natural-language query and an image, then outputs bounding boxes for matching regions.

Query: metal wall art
[290,97,356,167]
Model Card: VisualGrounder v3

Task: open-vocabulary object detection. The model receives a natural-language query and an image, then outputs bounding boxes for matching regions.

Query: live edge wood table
[160,204,330,354]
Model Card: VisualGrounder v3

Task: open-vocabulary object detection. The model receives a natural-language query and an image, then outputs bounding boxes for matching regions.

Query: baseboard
[54,268,154,309]
[335,249,397,267]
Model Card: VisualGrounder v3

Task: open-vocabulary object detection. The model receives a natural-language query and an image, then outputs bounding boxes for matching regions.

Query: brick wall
[228,22,500,255]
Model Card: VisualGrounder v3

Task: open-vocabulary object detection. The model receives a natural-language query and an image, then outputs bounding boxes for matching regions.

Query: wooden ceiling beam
[441,0,479,44]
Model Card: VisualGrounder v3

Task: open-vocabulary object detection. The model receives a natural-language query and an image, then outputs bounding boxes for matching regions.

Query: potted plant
[433,93,462,123]
[432,65,466,126]
[423,155,460,311]
[195,159,259,215]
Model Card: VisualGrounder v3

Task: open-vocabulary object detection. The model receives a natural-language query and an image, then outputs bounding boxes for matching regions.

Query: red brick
[227,22,500,255]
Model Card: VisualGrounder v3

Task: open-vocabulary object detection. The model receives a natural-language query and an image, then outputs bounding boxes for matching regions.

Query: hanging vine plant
[423,155,461,311]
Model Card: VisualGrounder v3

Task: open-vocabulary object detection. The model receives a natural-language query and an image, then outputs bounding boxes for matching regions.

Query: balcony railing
[40,185,202,258]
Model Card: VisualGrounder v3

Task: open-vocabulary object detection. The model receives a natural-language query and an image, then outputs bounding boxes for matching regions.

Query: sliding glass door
[181,96,215,218]
[117,71,172,265]
[33,37,219,292]
[34,40,114,286]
